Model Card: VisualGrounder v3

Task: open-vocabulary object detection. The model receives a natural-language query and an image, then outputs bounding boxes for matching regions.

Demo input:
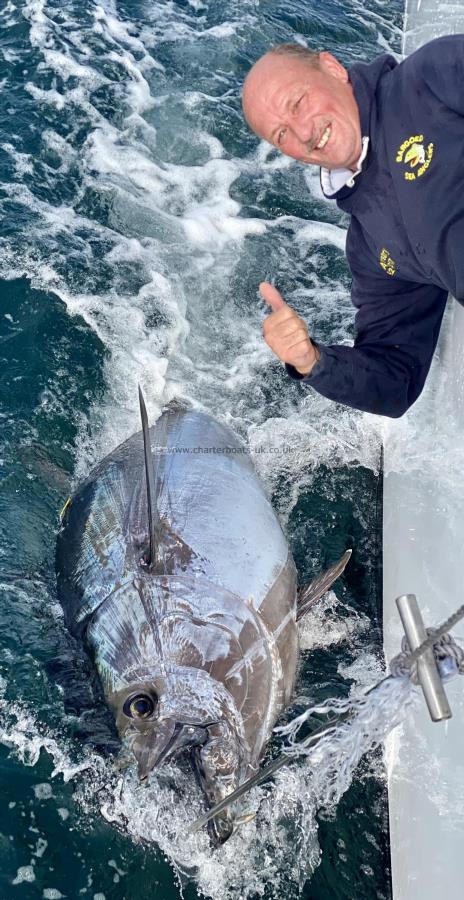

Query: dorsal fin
[138,386,160,569]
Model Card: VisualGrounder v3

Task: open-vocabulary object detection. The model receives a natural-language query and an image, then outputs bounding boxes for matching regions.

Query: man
[242,38,464,417]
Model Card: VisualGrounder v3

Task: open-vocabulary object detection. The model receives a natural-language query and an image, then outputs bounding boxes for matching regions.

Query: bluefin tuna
[56,394,349,842]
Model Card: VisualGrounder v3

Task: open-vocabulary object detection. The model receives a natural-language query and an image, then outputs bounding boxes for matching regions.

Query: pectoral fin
[296,549,352,621]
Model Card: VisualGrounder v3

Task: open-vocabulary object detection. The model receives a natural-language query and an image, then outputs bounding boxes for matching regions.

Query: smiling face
[242,50,362,171]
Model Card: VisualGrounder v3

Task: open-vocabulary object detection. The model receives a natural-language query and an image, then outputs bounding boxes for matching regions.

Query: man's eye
[293,95,304,112]
[277,128,287,145]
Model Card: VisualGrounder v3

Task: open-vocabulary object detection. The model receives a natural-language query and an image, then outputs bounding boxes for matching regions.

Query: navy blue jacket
[288,36,464,417]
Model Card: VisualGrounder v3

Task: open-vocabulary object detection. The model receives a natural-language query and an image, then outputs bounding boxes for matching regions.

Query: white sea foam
[0,1,18,29]
[1,143,34,175]
[294,218,347,253]
[33,783,54,800]
[0,692,98,782]
[12,865,36,885]
[298,590,369,652]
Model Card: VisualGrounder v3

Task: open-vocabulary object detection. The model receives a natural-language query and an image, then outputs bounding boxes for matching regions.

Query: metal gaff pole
[396,594,452,722]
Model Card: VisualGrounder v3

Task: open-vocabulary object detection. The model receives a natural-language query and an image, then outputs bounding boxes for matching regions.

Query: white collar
[320,136,370,197]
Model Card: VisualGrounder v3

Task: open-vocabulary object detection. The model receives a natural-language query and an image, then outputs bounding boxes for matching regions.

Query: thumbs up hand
[259,282,319,376]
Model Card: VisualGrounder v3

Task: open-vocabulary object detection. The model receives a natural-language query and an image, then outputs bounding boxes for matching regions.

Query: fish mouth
[190,720,246,846]
[130,717,209,780]
[129,717,240,845]
[191,745,236,846]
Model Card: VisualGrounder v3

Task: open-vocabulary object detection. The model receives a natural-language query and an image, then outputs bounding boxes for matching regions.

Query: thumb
[259,281,286,312]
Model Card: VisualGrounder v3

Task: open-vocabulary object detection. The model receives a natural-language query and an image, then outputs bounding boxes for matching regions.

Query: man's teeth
[316,125,331,150]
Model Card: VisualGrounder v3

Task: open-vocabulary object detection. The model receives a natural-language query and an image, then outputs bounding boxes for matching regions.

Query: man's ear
[318,51,349,83]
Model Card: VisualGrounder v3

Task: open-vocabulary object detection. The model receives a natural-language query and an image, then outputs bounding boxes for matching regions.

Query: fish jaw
[192,720,246,846]
[130,717,208,780]
[120,707,246,845]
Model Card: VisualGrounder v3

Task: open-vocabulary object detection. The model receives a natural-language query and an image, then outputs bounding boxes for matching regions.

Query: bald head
[242,47,320,135]
[242,45,361,171]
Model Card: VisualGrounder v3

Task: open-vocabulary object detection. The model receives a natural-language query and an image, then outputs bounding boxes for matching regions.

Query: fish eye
[123,693,156,720]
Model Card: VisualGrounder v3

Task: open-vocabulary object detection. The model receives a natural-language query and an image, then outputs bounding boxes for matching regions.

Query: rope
[390,603,464,681]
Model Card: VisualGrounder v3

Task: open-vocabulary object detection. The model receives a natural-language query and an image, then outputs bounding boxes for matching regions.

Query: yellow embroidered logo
[380,248,395,276]
[396,134,434,181]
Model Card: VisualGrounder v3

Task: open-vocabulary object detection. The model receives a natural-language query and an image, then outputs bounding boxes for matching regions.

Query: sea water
[0,1,403,897]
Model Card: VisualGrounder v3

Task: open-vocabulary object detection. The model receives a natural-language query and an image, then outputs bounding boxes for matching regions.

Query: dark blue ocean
[0,1,403,897]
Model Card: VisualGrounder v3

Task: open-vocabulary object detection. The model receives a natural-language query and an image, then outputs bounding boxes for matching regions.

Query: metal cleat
[396,593,452,722]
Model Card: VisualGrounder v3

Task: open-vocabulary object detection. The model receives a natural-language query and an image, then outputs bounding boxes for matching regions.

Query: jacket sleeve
[287,234,448,418]
[415,35,464,116]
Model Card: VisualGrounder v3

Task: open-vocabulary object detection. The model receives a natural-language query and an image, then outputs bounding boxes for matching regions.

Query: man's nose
[291,118,314,146]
